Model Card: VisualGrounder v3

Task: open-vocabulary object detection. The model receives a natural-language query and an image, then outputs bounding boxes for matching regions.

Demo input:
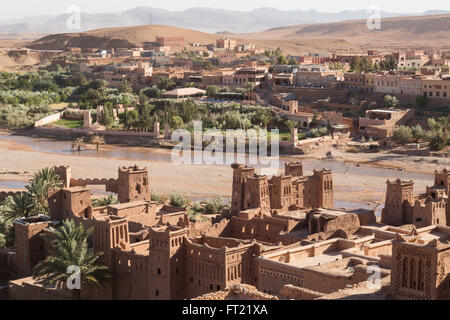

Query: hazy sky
[2,0,450,20]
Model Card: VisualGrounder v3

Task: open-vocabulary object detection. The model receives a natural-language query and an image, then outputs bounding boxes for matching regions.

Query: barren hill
[238,14,450,49]
[28,25,220,50]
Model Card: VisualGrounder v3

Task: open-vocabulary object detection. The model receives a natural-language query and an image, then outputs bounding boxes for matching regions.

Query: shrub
[151,193,168,204]
[204,197,226,215]
[170,194,190,207]
[393,126,413,145]
[430,136,446,151]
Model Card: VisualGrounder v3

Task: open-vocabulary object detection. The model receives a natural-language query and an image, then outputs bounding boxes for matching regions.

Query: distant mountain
[0,6,439,35]
[237,13,450,47]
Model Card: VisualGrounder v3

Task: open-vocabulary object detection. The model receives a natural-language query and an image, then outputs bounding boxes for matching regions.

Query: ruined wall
[230,215,293,244]
[188,218,232,238]
[112,245,149,300]
[363,240,393,258]
[8,277,113,300]
[70,178,118,193]
[0,191,22,204]
[257,260,305,296]
[301,263,380,294]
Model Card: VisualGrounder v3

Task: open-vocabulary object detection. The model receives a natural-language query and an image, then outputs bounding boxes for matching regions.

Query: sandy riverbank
[0,133,444,207]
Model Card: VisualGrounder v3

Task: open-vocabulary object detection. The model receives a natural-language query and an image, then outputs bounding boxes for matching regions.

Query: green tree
[157,76,175,91]
[0,192,33,222]
[380,55,398,71]
[285,120,298,132]
[102,104,114,127]
[276,54,288,65]
[310,113,318,128]
[206,85,219,97]
[32,220,111,300]
[288,57,298,65]
[119,80,132,94]
[393,126,413,145]
[350,56,362,72]
[89,135,105,150]
[143,86,161,99]
[384,95,399,108]
[429,136,446,151]
[72,137,86,151]
[411,125,425,142]
[171,116,184,129]
[170,194,190,207]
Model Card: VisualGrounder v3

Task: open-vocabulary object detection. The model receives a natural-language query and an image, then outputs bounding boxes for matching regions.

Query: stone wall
[273,87,346,103]
[34,112,63,127]
[33,126,157,145]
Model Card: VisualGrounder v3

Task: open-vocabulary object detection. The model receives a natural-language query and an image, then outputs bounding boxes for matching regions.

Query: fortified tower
[391,236,450,300]
[231,164,255,214]
[93,216,130,267]
[148,225,189,300]
[270,175,293,212]
[14,216,52,277]
[285,162,304,177]
[381,179,415,226]
[434,169,450,195]
[243,175,271,213]
[314,169,334,209]
[118,166,150,203]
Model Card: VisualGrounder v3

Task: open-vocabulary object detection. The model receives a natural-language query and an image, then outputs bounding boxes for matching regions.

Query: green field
[52,119,84,128]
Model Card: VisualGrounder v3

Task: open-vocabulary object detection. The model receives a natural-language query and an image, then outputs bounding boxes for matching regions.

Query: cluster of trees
[0,168,62,248]
[349,54,398,72]
[329,62,344,70]
[284,118,329,139]
[118,98,278,133]
[393,117,449,151]
[263,48,297,65]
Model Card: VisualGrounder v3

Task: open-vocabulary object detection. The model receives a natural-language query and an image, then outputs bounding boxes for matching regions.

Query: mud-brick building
[381,169,450,228]
[231,162,334,215]
[391,232,450,300]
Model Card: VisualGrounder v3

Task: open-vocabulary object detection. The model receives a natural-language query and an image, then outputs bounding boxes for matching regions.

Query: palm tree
[72,137,86,152]
[32,220,112,300]
[31,168,63,192]
[0,192,33,222]
[259,112,272,129]
[26,178,51,215]
[89,135,105,150]
[285,120,299,132]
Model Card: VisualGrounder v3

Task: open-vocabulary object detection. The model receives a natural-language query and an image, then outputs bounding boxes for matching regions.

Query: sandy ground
[0,132,445,208]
